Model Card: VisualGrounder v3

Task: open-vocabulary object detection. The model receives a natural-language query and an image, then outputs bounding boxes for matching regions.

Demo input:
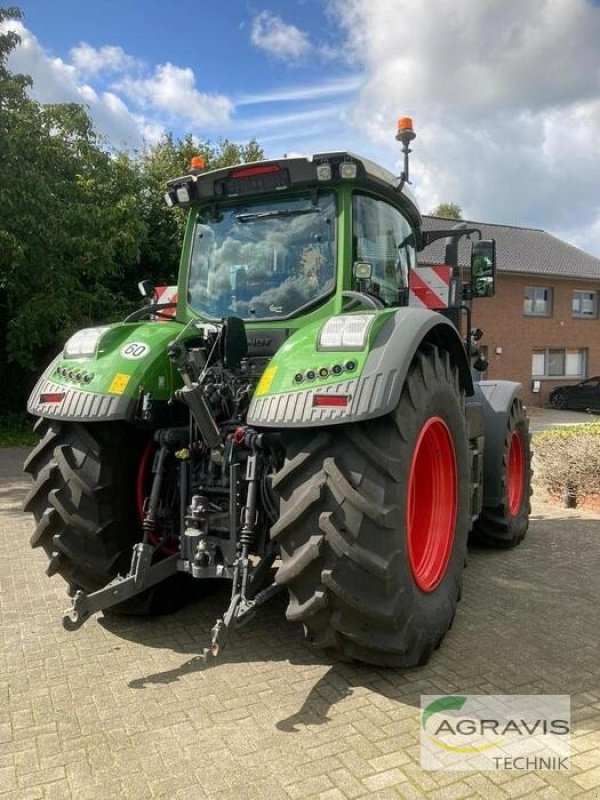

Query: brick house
[420,216,600,407]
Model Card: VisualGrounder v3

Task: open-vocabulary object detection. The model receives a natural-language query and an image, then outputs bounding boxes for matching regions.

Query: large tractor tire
[23,418,191,614]
[469,399,532,548]
[271,345,470,667]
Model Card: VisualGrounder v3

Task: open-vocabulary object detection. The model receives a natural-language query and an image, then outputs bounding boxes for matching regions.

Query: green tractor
[24,119,531,667]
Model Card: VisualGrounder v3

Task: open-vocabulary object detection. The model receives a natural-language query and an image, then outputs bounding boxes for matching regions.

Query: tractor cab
[164,150,422,330]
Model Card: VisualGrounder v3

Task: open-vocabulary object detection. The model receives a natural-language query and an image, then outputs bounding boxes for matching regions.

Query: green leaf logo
[422,696,503,753]
[422,696,467,730]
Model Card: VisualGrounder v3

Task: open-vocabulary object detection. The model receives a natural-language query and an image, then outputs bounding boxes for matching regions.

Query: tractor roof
[166,152,422,230]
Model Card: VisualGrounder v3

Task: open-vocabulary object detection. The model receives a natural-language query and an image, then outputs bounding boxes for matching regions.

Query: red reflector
[40,392,65,404]
[313,395,348,408]
[230,164,281,179]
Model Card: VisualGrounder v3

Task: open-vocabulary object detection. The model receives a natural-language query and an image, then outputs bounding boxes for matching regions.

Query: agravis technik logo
[420,695,570,771]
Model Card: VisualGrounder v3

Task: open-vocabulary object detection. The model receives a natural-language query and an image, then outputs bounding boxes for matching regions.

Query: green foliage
[0,411,37,447]
[534,422,600,441]
[430,202,463,219]
[0,8,264,411]
[0,97,144,369]
[533,424,600,497]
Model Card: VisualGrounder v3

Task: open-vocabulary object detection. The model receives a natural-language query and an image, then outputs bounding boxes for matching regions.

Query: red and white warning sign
[154,285,178,318]
[409,266,452,309]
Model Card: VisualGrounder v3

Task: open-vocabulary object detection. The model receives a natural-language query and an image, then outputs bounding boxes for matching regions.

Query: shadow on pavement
[7,447,599,735]
[95,513,600,734]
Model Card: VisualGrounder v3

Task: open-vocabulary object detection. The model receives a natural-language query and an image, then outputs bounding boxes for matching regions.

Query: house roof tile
[421,216,600,281]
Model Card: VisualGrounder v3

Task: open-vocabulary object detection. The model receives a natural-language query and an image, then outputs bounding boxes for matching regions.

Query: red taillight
[313,395,348,408]
[40,392,65,404]
[230,164,281,179]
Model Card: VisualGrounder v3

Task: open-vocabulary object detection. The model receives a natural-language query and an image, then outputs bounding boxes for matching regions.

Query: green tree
[430,202,463,219]
[0,5,264,412]
[0,10,143,391]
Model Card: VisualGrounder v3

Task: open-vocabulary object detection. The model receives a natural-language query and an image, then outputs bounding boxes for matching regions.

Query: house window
[572,290,597,318]
[524,286,553,316]
[531,348,586,378]
[547,349,564,376]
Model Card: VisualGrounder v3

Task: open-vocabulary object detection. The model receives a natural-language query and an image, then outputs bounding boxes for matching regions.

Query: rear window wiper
[235,208,321,222]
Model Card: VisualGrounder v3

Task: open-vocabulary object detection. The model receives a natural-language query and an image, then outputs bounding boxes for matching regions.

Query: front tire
[23,419,191,614]
[271,346,470,667]
[469,398,532,548]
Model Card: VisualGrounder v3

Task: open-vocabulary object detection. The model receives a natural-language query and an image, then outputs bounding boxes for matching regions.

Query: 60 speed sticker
[120,342,150,360]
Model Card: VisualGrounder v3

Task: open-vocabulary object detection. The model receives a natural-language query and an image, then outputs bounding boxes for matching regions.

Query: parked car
[549,377,600,410]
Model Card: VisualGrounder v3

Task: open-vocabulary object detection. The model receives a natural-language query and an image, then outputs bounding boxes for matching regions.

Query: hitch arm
[205,453,283,658]
[208,581,282,658]
[63,548,179,631]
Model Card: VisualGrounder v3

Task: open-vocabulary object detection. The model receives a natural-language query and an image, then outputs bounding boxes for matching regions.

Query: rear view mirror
[471,240,496,298]
[138,279,155,300]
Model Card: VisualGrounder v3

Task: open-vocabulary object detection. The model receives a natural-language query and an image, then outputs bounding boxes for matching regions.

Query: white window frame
[531,347,587,379]
[572,289,598,319]
[524,286,553,317]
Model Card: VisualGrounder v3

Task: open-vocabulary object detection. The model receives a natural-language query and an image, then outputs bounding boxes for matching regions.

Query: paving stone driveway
[1,446,599,800]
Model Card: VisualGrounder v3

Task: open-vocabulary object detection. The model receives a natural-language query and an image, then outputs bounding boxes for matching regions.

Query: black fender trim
[468,380,522,507]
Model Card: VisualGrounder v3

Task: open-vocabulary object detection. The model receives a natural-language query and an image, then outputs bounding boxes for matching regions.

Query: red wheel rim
[507,431,525,516]
[407,417,457,592]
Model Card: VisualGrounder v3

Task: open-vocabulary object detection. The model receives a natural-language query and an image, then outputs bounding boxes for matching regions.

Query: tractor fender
[27,320,182,423]
[468,380,522,507]
[248,307,473,428]
[356,307,474,414]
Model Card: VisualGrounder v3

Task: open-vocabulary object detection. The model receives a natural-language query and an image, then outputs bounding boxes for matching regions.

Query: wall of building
[470,274,600,407]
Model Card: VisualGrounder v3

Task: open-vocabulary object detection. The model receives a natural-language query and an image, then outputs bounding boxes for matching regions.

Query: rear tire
[469,398,532,548]
[23,419,193,614]
[271,346,470,667]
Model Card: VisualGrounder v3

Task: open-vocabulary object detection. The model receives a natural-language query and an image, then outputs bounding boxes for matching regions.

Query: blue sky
[5,0,600,258]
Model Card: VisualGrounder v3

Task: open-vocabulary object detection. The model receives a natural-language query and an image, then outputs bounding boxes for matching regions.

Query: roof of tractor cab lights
[421,215,600,281]
[179,152,418,207]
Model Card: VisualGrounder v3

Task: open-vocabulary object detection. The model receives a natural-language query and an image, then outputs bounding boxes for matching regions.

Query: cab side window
[352,194,416,306]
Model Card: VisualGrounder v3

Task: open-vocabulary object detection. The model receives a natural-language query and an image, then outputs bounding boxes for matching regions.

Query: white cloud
[117,63,233,128]
[328,0,600,255]
[250,11,311,62]
[0,18,234,148]
[70,42,137,77]
[236,75,363,106]
[0,19,154,147]
[235,104,348,142]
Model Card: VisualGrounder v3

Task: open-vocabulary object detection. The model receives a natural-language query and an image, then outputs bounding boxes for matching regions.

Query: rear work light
[313,395,349,408]
[164,180,195,208]
[316,163,332,181]
[339,161,357,179]
[318,314,373,351]
[176,185,192,204]
[64,326,109,358]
